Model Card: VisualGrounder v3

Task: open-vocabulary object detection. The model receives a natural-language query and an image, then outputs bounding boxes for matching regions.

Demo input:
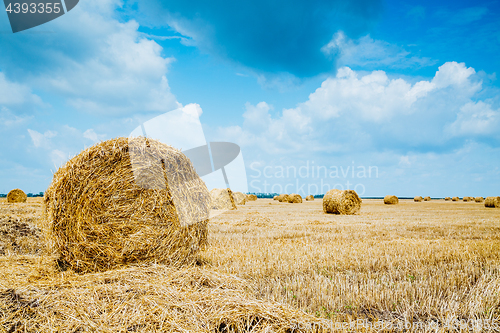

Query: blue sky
[0,0,499,197]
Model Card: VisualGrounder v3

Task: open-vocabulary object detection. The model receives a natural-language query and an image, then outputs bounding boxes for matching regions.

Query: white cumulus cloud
[216,61,498,157]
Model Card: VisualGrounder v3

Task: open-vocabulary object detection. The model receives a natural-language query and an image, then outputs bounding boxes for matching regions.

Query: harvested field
[0,197,499,332]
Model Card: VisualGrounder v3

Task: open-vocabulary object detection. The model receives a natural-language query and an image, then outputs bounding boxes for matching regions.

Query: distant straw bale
[305,195,314,201]
[444,197,451,201]
[211,188,237,210]
[7,189,27,203]
[424,196,431,201]
[452,197,459,201]
[384,195,399,205]
[463,197,472,202]
[247,194,258,201]
[273,195,278,200]
[43,137,210,273]
[323,189,361,215]
[277,194,289,202]
[414,196,423,202]
[287,193,302,203]
[485,197,500,208]
[231,191,247,205]
[474,197,484,203]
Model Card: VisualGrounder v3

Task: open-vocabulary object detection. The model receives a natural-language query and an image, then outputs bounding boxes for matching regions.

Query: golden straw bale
[7,189,27,203]
[463,196,470,202]
[277,194,289,202]
[474,197,484,203]
[287,193,302,203]
[485,197,500,208]
[231,191,246,205]
[305,195,314,201]
[384,195,399,204]
[43,137,210,273]
[247,194,258,201]
[273,195,278,200]
[424,196,431,201]
[323,189,361,215]
[444,197,451,201]
[414,196,423,202]
[452,197,459,201]
[211,188,237,210]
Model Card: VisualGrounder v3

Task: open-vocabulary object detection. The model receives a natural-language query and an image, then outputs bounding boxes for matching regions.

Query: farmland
[1,197,499,331]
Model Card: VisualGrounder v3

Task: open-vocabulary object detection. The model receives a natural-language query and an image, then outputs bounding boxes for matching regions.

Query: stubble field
[1,197,499,332]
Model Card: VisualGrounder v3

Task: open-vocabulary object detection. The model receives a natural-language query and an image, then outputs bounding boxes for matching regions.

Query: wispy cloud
[322,32,436,69]
[27,129,57,148]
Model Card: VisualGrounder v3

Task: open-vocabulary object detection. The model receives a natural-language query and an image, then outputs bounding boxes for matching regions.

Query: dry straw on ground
[445,197,451,201]
[485,196,500,208]
[247,194,258,201]
[323,189,361,215]
[211,188,237,210]
[384,195,399,205]
[287,193,302,203]
[424,196,431,201]
[475,197,484,203]
[305,195,314,201]
[0,262,332,332]
[6,189,27,203]
[414,196,423,202]
[232,191,247,205]
[452,197,459,201]
[277,194,289,202]
[0,216,43,255]
[43,137,210,273]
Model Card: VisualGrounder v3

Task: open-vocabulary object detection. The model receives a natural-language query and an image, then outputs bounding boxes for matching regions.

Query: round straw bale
[43,137,210,273]
[423,196,431,201]
[384,195,398,204]
[231,191,247,205]
[452,197,459,201]
[277,194,289,202]
[211,188,237,210]
[474,197,484,203]
[323,189,361,215]
[305,195,314,201]
[444,197,451,201]
[414,196,423,202]
[247,194,258,201]
[287,193,302,203]
[7,189,27,203]
[273,195,278,200]
[463,196,471,202]
[485,197,500,208]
